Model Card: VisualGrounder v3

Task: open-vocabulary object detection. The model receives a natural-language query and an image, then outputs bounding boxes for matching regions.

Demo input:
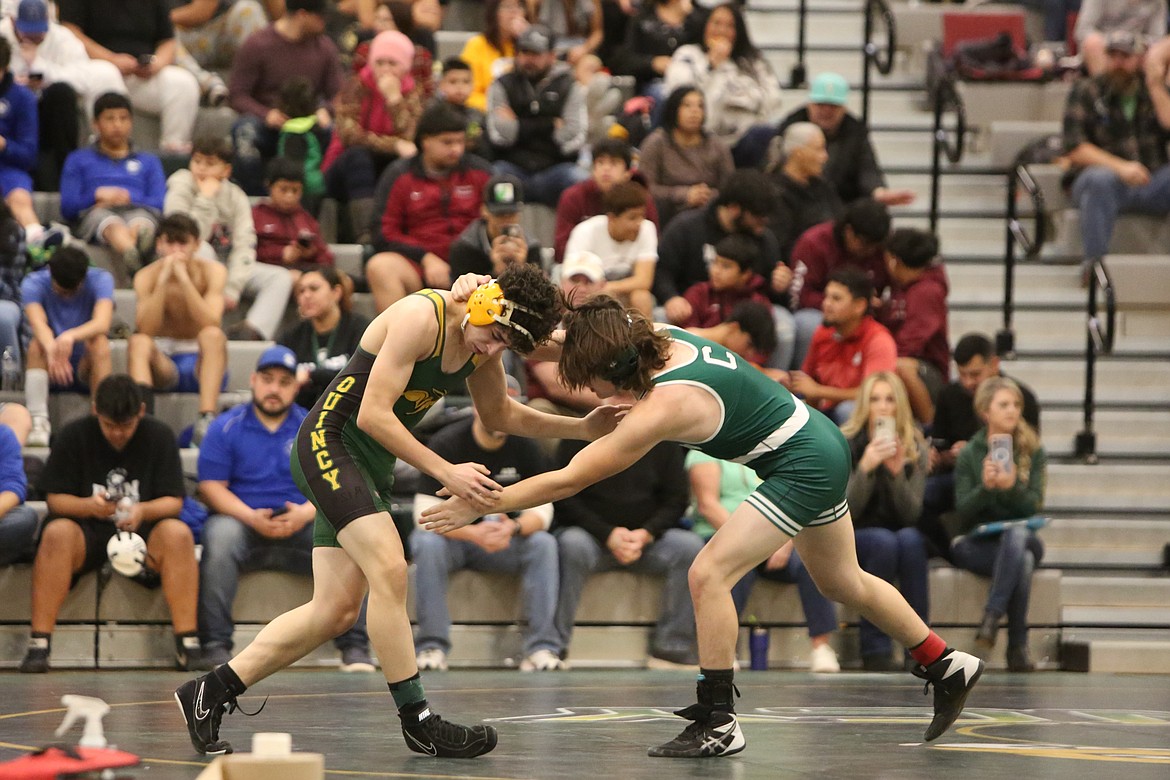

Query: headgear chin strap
[464,280,536,342]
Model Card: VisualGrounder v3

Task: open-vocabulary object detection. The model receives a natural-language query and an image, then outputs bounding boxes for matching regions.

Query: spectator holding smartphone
[949,376,1047,673]
[838,371,930,671]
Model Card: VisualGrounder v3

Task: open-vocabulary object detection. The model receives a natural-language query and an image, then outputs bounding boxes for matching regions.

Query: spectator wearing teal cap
[738,72,915,208]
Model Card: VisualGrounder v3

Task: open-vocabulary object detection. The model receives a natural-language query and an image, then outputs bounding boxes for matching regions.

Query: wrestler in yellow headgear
[464,280,537,341]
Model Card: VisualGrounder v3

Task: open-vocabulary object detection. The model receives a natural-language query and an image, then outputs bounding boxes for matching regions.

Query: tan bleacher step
[1061,633,1170,673]
[885,172,1009,205]
[1062,576,1170,609]
[1041,409,1170,459]
[1005,359,1170,405]
[0,626,95,669]
[949,309,1170,355]
[1041,516,1170,568]
[946,264,1086,306]
[1045,463,1170,513]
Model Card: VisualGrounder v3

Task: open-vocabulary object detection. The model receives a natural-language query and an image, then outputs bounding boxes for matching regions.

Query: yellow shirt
[460,34,514,112]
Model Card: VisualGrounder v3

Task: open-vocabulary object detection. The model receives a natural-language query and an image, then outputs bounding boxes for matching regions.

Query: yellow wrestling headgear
[464,280,537,341]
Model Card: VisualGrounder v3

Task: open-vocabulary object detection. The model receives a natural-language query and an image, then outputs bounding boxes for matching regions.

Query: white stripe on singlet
[729,397,811,465]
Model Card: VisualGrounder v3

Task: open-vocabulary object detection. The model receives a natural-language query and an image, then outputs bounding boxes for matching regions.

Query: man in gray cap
[1063,29,1170,284]
[486,24,588,207]
[449,173,545,278]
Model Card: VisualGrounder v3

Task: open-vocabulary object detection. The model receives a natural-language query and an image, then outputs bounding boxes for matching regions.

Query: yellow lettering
[322,392,342,411]
[316,450,333,471]
[337,376,355,393]
[315,411,328,429]
[322,469,341,491]
[310,429,326,451]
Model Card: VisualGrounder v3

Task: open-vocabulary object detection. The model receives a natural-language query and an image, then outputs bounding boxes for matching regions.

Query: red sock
[909,631,947,667]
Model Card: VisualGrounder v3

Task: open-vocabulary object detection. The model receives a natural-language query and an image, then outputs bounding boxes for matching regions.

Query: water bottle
[1,347,19,392]
[749,626,770,671]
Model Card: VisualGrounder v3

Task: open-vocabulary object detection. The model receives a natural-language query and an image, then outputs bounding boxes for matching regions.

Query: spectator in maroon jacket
[554,137,659,262]
[879,228,949,424]
[252,158,334,287]
[364,103,491,311]
[788,198,891,369]
[779,267,897,425]
[228,0,344,195]
[681,233,773,362]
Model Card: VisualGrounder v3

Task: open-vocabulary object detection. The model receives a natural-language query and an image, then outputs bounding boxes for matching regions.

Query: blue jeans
[492,160,589,208]
[409,526,560,657]
[951,525,1043,649]
[0,504,38,566]
[231,115,280,196]
[197,513,368,650]
[791,307,823,372]
[555,526,702,661]
[0,300,21,371]
[1071,164,1170,258]
[1014,0,1081,42]
[755,548,839,638]
[853,527,930,658]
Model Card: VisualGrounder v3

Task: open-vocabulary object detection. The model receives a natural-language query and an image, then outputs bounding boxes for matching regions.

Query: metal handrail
[789,0,809,88]
[928,77,966,231]
[1075,259,1116,464]
[997,163,1048,357]
[861,0,896,127]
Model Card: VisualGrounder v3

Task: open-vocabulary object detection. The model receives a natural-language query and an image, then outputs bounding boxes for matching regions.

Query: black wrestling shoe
[647,704,745,758]
[912,647,985,741]
[174,675,248,755]
[400,706,498,758]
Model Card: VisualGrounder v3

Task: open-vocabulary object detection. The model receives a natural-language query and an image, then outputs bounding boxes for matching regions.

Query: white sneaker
[519,649,567,672]
[416,647,448,671]
[27,416,50,447]
[810,643,840,673]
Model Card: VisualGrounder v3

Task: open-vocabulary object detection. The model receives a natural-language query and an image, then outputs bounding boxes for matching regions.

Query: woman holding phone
[951,376,1047,672]
[839,371,931,671]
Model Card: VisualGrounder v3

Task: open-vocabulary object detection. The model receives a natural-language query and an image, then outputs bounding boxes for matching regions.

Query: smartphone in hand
[874,415,896,443]
[989,433,1014,472]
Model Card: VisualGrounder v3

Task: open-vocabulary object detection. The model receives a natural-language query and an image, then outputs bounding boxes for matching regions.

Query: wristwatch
[510,517,523,536]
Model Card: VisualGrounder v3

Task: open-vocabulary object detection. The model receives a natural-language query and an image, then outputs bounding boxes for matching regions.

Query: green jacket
[952,428,1046,535]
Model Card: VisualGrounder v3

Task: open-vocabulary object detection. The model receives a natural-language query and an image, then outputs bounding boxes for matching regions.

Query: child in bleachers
[252,158,334,289]
[681,234,776,365]
[433,58,485,156]
[21,246,115,446]
[164,136,285,343]
[0,37,49,252]
[59,92,166,286]
[563,179,657,317]
[276,78,330,205]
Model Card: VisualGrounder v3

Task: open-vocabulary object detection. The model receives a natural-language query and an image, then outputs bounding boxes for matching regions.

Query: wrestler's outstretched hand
[421,495,479,534]
[582,403,632,440]
[441,461,503,511]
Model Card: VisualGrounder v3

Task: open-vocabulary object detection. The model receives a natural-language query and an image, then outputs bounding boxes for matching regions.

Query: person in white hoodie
[0,0,124,190]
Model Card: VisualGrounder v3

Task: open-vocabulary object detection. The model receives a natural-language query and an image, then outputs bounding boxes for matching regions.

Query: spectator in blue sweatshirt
[60,91,165,287]
[0,37,44,249]
[0,407,39,566]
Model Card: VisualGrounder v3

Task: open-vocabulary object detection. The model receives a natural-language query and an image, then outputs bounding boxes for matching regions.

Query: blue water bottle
[749,626,770,670]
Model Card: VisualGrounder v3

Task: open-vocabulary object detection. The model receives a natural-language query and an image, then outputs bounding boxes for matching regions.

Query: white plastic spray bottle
[55,695,111,748]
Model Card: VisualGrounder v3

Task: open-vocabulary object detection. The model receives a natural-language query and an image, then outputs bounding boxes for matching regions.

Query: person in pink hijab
[323,29,424,243]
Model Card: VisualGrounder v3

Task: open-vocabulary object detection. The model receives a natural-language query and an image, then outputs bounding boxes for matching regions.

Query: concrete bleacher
[0,556,1064,671]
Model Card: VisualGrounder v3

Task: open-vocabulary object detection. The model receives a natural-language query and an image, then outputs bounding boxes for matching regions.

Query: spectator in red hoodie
[252,158,335,290]
[789,198,891,370]
[879,228,949,425]
[781,266,897,425]
[681,233,774,362]
[553,137,659,262]
[364,102,491,311]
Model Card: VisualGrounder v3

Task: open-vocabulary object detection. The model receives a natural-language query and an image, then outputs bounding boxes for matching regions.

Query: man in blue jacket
[0,36,44,248]
[60,91,165,285]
